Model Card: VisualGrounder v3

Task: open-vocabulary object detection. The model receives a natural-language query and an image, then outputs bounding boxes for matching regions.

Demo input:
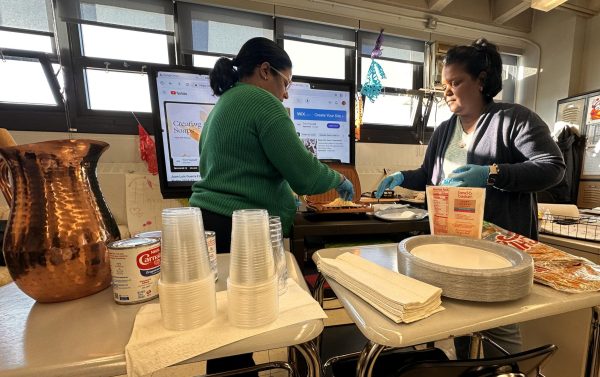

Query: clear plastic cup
[229,209,275,285]
[160,207,211,284]
[269,216,288,295]
[158,274,216,331]
[227,275,278,328]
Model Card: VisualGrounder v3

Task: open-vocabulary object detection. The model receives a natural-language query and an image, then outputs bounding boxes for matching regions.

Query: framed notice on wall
[582,95,600,177]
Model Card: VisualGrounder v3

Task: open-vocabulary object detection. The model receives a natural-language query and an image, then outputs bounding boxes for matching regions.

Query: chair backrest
[330,344,557,377]
[395,344,557,377]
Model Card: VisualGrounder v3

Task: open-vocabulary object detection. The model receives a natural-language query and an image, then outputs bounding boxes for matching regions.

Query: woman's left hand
[441,164,489,187]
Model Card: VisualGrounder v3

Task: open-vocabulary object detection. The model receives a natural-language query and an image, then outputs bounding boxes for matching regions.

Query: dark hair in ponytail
[209,37,292,96]
[444,38,503,102]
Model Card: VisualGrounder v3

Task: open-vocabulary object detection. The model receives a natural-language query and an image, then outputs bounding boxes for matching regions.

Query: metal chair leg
[312,273,326,356]
[469,333,483,359]
[355,340,385,377]
[200,361,295,376]
[585,306,600,377]
[292,340,322,377]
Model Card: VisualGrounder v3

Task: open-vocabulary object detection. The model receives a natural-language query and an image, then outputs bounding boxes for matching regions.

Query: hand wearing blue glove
[375,172,404,199]
[336,175,355,201]
[441,164,489,187]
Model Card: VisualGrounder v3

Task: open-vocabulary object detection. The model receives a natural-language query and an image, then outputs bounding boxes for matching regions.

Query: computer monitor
[148,66,355,199]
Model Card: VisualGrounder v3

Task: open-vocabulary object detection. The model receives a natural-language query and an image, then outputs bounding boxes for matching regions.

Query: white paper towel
[125,279,326,377]
[538,203,580,218]
[317,253,444,323]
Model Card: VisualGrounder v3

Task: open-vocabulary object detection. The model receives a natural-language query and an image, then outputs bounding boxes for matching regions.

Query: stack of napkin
[125,279,326,377]
[317,252,444,323]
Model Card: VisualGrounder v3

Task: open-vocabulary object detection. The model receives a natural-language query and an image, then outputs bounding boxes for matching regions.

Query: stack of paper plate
[398,235,533,302]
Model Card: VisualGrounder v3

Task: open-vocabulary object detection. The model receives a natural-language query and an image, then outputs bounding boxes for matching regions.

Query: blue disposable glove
[441,164,489,187]
[294,195,302,208]
[375,172,404,198]
[336,176,355,201]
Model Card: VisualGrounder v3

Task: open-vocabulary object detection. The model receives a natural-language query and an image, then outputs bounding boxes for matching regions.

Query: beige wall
[529,10,586,126]
[580,13,600,92]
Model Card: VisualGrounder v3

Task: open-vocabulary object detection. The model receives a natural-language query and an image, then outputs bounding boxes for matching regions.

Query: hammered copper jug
[0,139,121,302]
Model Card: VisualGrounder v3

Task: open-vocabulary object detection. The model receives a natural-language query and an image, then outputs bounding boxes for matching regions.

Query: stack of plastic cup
[228,209,278,328]
[269,216,288,295]
[159,207,216,331]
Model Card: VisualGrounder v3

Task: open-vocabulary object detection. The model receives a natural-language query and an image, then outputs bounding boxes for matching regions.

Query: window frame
[275,17,356,82]
[357,52,427,144]
[0,1,524,142]
[0,46,71,132]
[65,21,176,133]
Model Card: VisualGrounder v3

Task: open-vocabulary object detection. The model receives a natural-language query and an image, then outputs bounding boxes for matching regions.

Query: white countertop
[313,243,600,348]
[0,252,322,377]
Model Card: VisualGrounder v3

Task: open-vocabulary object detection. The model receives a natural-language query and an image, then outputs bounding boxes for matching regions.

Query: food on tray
[400,191,425,203]
[323,198,363,208]
[482,221,600,293]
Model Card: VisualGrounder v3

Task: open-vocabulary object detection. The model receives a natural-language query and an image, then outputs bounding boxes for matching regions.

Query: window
[284,40,346,79]
[357,31,426,143]
[276,19,355,80]
[177,3,273,69]
[497,53,518,103]
[85,68,151,112]
[0,56,59,105]
[0,0,524,139]
[0,0,61,106]
[0,30,54,53]
[80,24,169,63]
[58,0,174,118]
[423,93,453,129]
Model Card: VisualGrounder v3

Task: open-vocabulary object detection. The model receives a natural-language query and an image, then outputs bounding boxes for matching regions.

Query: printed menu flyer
[425,186,486,239]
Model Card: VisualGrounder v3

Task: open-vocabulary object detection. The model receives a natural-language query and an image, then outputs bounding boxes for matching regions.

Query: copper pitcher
[0,139,121,302]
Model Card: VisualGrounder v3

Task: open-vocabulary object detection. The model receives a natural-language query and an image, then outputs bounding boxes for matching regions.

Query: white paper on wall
[125,174,186,236]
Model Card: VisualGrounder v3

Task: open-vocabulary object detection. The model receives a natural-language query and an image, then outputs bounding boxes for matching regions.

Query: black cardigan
[401,101,566,239]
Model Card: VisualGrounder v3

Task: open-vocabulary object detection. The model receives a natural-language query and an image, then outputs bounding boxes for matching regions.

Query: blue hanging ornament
[361,29,387,103]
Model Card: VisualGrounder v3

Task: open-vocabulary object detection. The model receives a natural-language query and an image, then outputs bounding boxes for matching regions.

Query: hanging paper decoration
[355,92,364,141]
[138,123,158,175]
[361,29,387,103]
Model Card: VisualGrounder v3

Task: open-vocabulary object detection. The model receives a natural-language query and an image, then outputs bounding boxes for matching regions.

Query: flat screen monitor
[148,66,355,199]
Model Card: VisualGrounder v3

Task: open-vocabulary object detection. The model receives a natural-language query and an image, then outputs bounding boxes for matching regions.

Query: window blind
[358,31,425,63]
[177,3,273,56]
[57,0,174,33]
[276,18,355,49]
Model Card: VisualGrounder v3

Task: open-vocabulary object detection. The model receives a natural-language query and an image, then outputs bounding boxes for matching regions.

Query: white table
[0,252,322,377]
[312,243,600,377]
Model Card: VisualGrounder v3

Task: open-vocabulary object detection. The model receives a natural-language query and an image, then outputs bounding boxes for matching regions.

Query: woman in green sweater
[190,37,353,253]
[190,36,353,377]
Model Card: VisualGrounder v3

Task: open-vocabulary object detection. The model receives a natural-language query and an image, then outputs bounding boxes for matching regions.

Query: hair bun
[472,38,488,51]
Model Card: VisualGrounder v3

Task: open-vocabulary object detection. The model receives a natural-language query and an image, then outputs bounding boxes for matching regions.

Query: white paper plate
[374,207,428,221]
[398,235,533,302]
[410,244,512,270]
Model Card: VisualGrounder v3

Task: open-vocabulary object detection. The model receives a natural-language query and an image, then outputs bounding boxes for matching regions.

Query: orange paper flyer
[425,186,486,239]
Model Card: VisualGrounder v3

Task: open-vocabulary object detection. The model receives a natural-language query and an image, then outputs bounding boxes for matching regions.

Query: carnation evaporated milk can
[108,237,160,304]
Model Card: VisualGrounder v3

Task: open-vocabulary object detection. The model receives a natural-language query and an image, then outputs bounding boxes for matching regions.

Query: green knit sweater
[189,83,341,236]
